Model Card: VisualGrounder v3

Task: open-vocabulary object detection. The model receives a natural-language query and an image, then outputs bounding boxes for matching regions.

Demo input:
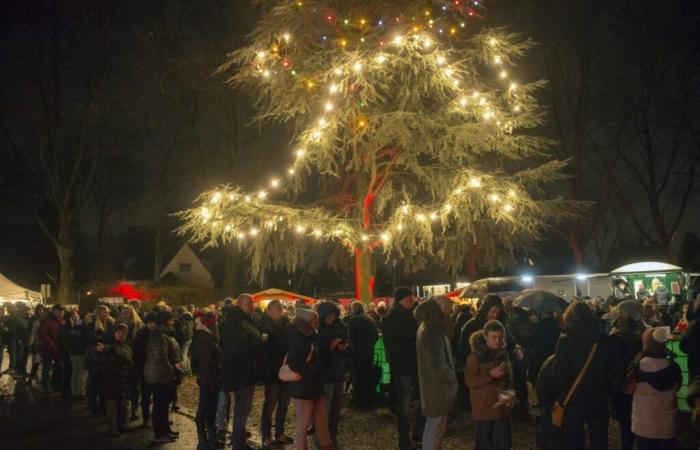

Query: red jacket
[39,314,64,360]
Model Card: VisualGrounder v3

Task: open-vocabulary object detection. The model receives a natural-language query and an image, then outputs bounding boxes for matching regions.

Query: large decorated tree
[177,0,572,302]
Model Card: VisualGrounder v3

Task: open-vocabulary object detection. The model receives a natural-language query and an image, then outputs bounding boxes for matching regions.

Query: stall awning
[611,261,682,274]
[252,288,316,304]
[0,273,42,302]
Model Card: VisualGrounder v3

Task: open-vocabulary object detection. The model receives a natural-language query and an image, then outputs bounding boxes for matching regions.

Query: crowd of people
[0,288,699,450]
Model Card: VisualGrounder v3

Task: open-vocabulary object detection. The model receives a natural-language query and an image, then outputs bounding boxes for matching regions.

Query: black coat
[317,302,351,383]
[131,327,151,371]
[457,296,512,370]
[551,331,626,415]
[347,313,378,360]
[100,341,133,400]
[191,326,222,392]
[286,318,323,400]
[257,314,290,384]
[680,318,700,379]
[60,322,88,356]
[381,302,418,376]
[220,306,264,391]
[529,316,560,383]
[175,312,194,347]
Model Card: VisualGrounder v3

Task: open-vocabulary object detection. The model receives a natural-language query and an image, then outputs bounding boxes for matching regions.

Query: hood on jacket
[414,298,443,325]
[258,313,289,331]
[180,311,194,321]
[317,301,340,325]
[469,329,505,358]
[292,316,315,337]
[476,294,504,321]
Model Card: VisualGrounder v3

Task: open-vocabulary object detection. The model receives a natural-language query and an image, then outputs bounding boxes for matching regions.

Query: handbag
[278,343,314,382]
[552,342,598,427]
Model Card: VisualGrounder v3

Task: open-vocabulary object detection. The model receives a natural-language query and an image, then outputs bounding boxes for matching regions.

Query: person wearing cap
[220,293,265,450]
[381,287,423,450]
[631,327,682,449]
[132,312,158,426]
[286,304,334,450]
[346,301,378,409]
[144,310,185,443]
[97,322,134,436]
[191,311,222,450]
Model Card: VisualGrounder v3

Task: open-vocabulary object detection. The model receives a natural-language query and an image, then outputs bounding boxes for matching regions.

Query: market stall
[252,288,316,309]
[0,272,42,305]
[610,261,684,302]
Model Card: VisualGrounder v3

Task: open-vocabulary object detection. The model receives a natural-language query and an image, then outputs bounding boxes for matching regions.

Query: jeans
[351,353,376,406]
[422,416,447,450]
[216,390,232,436]
[13,341,28,375]
[150,383,176,438]
[196,382,219,442]
[261,383,291,439]
[562,406,608,450]
[636,436,675,450]
[293,397,332,450]
[69,355,86,395]
[393,373,424,450]
[105,399,128,433]
[323,382,343,443]
[41,357,52,391]
[475,419,511,450]
[232,385,255,450]
[139,373,152,419]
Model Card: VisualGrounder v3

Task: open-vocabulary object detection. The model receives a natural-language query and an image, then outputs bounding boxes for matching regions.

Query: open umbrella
[513,289,569,313]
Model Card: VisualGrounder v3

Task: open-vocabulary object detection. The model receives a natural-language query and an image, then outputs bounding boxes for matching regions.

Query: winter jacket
[347,312,378,360]
[7,313,30,345]
[191,324,222,392]
[144,327,183,386]
[415,299,457,417]
[680,318,700,379]
[551,330,625,415]
[38,313,63,360]
[175,312,195,347]
[631,355,681,439]
[100,341,133,400]
[529,316,560,383]
[653,286,671,305]
[608,321,647,420]
[381,301,418,376]
[457,295,512,370]
[60,322,88,356]
[131,327,152,371]
[317,302,351,383]
[257,314,290,384]
[535,355,565,450]
[220,306,264,391]
[465,330,513,421]
[286,317,323,400]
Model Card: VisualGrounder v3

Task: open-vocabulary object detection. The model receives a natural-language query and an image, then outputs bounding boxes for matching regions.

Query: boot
[197,432,208,450]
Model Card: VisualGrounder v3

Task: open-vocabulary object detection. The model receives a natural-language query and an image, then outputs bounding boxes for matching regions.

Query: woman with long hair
[85,305,115,416]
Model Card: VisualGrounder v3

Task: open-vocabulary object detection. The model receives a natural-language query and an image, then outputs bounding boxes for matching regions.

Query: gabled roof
[0,272,42,301]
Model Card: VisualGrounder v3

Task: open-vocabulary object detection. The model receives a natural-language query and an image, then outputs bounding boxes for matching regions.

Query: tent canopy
[0,273,42,302]
[611,261,682,274]
[252,288,316,304]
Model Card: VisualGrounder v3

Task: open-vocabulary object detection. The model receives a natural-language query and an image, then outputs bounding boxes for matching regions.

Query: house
[160,243,214,290]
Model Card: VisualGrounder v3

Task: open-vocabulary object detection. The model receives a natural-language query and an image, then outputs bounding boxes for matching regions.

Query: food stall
[0,272,42,306]
[609,261,684,302]
[252,288,316,309]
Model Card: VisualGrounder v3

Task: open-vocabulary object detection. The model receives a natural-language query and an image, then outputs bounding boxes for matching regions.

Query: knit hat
[295,305,318,323]
[394,286,413,303]
[114,322,129,332]
[642,327,670,355]
[156,310,173,325]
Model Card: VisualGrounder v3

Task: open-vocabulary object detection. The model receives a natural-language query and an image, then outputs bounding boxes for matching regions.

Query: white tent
[0,273,42,303]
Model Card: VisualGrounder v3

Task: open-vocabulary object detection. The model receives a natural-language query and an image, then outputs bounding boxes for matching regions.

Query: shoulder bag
[552,342,598,427]
[278,343,314,382]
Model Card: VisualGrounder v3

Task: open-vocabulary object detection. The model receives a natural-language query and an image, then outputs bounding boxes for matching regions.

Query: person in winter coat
[457,295,507,370]
[552,302,626,450]
[117,304,145,344]
[346,301,379,408]
[131,312,157,426]
[415,296,457,450]
[191,311,222,450]
[382,287,424,450]
[219,294,265,450]
[535,355,564,450]
[631,327,681,450]
[286,306,334,450]
[144,310,185,443]
[85,305,115,415]
[528,312,560,386]
[38,304,64,393]
[174,306,195,366]
[317,301,352,447]
[60,309,88,396]
[466,320,514,450]
[98,323,134,436]
[680,300,700,380]
[257,300,293,448]
[608,300,648,450]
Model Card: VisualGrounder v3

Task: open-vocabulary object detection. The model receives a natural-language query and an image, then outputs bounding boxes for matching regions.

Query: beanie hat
[642,327,670,356]
[394,286,413,303]
[156,310,173,325]
[295,305,318,323]
[114,322,129,332]
[145,312,157,324]
[201,311,217,329]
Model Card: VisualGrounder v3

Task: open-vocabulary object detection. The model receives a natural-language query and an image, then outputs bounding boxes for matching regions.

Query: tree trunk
[57,212,74,304]
[354,247,374,303]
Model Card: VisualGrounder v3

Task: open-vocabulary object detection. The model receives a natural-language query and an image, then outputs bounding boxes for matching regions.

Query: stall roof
[252,288,316,304]
[0,273,42,302]
[610,261,682,274]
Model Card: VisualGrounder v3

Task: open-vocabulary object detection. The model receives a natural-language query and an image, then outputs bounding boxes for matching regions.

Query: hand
[337,342,349,351]
[514,347,524,361]
[489,365,505,379]
[330,338,343,350]
[95,342,105,352]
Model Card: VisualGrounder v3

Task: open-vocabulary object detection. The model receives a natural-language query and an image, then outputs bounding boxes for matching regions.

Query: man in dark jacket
[98,323,134,436]
[257,300,292,448]
[175,307,195,368]
[529,312,561,385]
[535,355,564,450]
[381,287,423,450]
[680,300,700,380]
[191,311,222,450]
[220,293,264,450]
[457,294,505,371]
[132,313,157,426]
[144,310,184,443]
[347,301,379,408]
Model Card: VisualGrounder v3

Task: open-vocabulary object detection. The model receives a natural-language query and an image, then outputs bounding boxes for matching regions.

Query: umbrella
[513,289,569,313]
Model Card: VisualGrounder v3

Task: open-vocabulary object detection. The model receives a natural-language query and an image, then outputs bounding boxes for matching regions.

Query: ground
[1,364,698,450]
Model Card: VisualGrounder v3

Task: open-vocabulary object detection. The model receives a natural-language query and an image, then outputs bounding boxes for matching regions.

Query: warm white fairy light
[504,203,514,212]
[459,97,468,107]
[282,33,291,42]
[375,54,386,64]
[488,37,498,47]
[380,232,390,242]
[499,70,507,79]
[444,203,453,212]
[324,102,334,112]
[249,227,259,236]
[288,168,295,175]
[416,213,427,222]
[258,191,268,199]
[313,229,322,237]
[211,192,222,203]
[397,223,404,231]
[262,70,271,78]
[237,232,246,240]
[334,68,342,75]
[493,55,502,64]
[469,178,482,188]
[319,118,327,126]
[489,193,500,202]
[429,212,438,221]
[295,225,305,233]
[509,82,517,91]
[479,97,486,106]
[361,234,369,241]
[401,205,410,214]
[353,61,362,72]
[436,55,446,65]
[244,195,252,203]
[508,189,517,197]
[423,37,432,49]
[329,83,338,93]
[393,35,402,45]
[224,224,232,232]
[270,179,280,188]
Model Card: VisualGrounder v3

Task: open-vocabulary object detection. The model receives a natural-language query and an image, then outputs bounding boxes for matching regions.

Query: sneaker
[153,435,177,443]
[275,434,293,445]
[262,437,278,449]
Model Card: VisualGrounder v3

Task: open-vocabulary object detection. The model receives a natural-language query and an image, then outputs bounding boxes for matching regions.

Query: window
[179,262,192,273]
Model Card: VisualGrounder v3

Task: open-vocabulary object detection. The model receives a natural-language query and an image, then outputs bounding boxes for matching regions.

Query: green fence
[668,340,690,412]
[373,335,391,391]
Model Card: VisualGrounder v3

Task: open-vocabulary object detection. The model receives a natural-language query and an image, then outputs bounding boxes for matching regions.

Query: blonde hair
[119,304,144,331]
[93,305,114,333]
